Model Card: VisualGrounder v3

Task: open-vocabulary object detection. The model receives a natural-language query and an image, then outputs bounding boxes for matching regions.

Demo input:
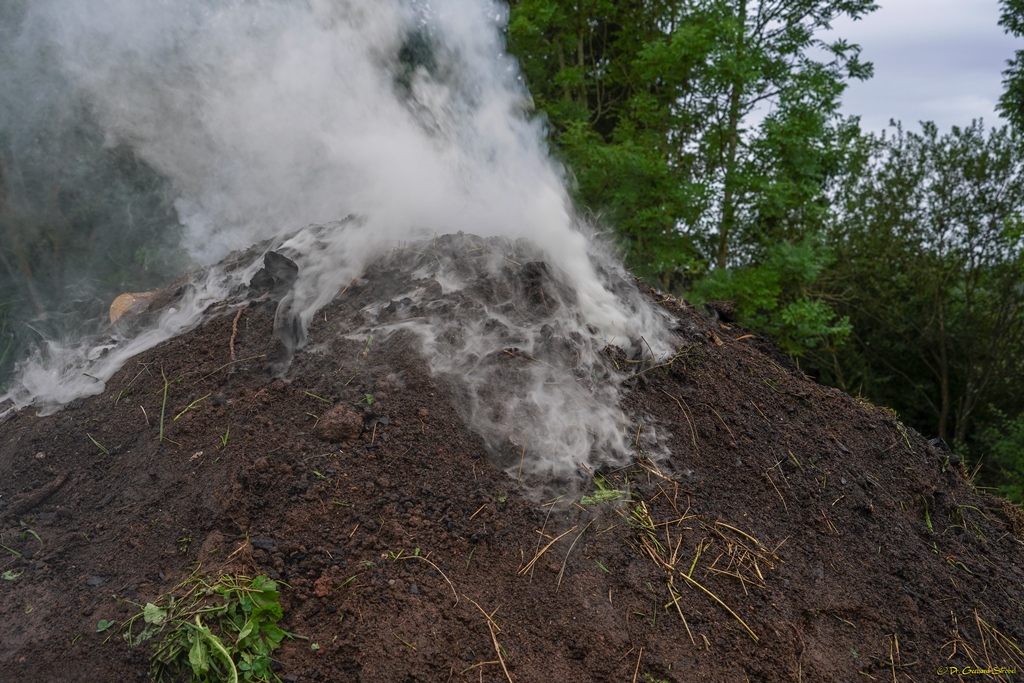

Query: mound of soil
[1,238,1022,682]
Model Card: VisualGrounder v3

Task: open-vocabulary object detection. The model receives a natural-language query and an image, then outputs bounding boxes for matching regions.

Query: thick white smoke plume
[1,0,675,481]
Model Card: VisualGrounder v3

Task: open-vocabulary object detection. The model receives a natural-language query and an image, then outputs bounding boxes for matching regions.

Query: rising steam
[0,0,675,482]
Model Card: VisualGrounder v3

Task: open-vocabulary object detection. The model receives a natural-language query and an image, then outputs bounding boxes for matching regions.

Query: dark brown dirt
[1,241,1023,683]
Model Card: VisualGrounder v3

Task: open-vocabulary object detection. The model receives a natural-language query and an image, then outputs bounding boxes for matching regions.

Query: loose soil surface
[1,237,1023,682]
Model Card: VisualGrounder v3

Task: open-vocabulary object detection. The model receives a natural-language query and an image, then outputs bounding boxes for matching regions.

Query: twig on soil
[229,305,247,361]
[714,522,761,547]
[337,277,358,300]
[114,366,149,406]
[631,647,644,683]
[750,401,772,425]
[764,471,788,511]
[631,498,764,644]
[194,354,267,383]
[942,612,980,666]
[460,660,502,675]
[159,369,169,442]
[527,497,562,582]
[634,456,675,485]
[87,433,109,455]
[556,520,595,588]
[174,393,211,421]
[889,634,899,683]
[518,525,577,576]
[705,522,778,592]
[465,597,514,683]
[821,510,840,535]
[502,348,557,370]
[225,539,250,563]
[668,582,697,646]
[704,404,736,443]
[394,552,459,606]
[669,574,759,642]
[660,390,698,454]
[392,633,416,651]
[629,343,694,380]
[974,610,1024,668]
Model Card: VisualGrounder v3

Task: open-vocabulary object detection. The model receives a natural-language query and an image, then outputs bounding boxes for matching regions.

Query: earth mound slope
[1,235,1022,682]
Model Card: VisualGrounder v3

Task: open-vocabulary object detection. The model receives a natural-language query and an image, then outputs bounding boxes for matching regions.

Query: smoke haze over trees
[0,0,186,378]
[1,0,1023,501]
[507,0,1024,501]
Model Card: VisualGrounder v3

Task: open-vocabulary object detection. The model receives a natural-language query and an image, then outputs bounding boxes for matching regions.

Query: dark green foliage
[973,410,1024,503]
[507,0,876,282]
[690,237,851,358]
[508,0,712,286]
[821,122,1024,485]
[998,0,1024,129]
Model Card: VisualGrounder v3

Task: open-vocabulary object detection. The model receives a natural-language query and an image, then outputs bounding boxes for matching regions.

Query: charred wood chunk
[704,300,737,323]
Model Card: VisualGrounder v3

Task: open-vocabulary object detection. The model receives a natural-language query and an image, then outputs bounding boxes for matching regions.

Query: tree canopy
[508,0,876,282]
[508,1,1024,501]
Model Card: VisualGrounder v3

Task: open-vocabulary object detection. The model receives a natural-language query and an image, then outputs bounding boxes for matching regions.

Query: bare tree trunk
[717,0,747,270]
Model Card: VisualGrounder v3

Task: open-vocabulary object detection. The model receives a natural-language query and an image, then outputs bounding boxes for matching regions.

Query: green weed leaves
[122,574,293,683]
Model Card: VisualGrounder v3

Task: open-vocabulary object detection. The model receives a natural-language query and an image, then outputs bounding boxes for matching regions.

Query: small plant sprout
[580,476,629,506]
[21,528,42,553]
[96,619,116,632]
[363,393,375,405]
[218,427,230,450]
[3,569,23,580]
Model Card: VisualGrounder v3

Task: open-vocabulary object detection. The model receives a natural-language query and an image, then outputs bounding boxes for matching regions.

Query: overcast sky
[831,0,1020,134]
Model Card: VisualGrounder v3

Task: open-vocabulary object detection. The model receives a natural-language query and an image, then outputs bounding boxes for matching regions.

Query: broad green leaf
[189,636,210,675]
[236,617,255,644]
[142,602,167,626]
